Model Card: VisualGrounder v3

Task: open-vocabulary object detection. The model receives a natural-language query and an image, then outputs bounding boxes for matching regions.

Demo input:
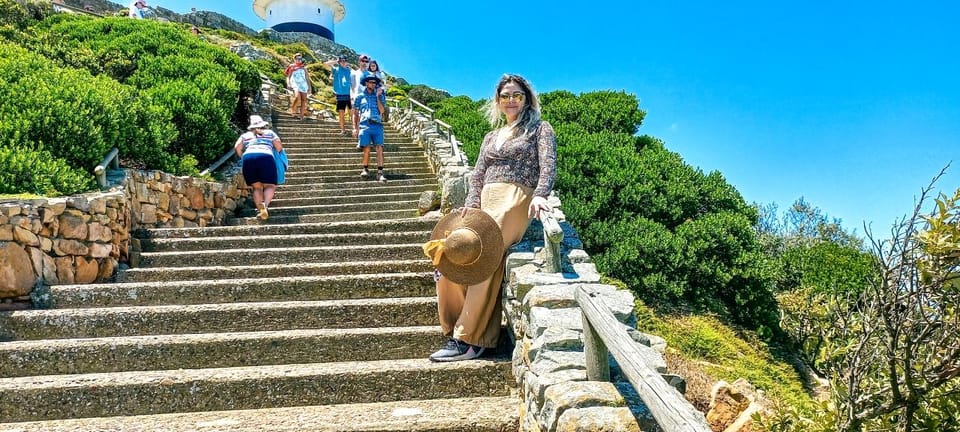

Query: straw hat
[423,208,504,285]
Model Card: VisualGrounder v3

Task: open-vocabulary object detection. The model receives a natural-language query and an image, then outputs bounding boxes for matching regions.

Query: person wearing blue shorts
[352,74,388,183]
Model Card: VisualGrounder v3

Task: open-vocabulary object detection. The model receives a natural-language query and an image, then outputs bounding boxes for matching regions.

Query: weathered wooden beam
[576,286,712,432]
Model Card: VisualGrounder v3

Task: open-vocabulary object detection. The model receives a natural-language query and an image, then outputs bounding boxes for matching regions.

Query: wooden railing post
[539,210,564,273]
[582,308,610,381]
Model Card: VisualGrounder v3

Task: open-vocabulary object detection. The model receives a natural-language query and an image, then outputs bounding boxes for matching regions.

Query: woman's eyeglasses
[498,92,525,102]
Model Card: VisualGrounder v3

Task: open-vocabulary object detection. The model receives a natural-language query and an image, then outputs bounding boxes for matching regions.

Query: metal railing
[94,147,120,189]
[576,287,712,431]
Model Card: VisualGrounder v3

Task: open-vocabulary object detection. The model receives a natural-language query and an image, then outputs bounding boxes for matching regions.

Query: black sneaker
[429,338,485,362]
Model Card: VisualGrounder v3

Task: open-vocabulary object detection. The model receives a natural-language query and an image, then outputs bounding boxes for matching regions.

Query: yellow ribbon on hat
[422,239,445,266]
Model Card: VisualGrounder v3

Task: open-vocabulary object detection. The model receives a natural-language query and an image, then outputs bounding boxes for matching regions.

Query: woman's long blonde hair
[483,74,541,137]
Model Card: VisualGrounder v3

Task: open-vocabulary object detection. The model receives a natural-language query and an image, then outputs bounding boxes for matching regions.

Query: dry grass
[664,348,716,413]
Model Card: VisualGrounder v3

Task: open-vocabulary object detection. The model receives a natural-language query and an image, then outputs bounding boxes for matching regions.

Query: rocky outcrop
[707,379,769,432]
[180,10,255,35]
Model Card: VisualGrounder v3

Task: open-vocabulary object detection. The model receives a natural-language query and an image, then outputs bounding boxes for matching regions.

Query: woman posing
[427,74,557,362]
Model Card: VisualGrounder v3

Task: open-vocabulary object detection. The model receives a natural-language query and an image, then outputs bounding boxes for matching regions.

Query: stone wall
[389,105,688,431]
[0,193,129,301]
[0,165,249,305]
[390,106,470,213]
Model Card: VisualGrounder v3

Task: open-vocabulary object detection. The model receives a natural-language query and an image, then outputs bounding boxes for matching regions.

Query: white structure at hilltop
[253,0,345,41]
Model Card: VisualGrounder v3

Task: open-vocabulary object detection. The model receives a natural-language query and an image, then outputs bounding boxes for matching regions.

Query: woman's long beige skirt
[435,183,534,348]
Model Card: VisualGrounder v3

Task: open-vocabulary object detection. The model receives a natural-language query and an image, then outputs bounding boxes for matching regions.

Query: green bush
[0,145,94,196]
[432,95,488,162]
[145,80,235,165]
[0,0,52,30]
[0,42,173,171]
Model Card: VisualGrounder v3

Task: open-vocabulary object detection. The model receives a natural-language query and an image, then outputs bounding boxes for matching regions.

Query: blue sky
[159,0,959,234]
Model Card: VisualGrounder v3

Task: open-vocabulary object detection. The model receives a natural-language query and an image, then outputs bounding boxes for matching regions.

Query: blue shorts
[358,122,384,148]
[241,152,278,185]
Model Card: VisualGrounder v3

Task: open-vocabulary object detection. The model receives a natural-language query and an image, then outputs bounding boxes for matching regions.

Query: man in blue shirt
[353,75,388,183]
[324,55,354,135]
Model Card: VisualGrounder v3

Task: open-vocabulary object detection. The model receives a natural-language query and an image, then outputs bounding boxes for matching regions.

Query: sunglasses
[498,92,525,102]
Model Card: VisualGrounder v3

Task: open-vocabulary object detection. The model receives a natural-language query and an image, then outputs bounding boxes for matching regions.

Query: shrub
[23,16,257,168]
[0,145,94,196]
[0,42,171,170]
[145,80,235,165]
[432,95,488,162]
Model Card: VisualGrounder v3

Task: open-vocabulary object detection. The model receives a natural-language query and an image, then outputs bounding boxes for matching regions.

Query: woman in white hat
[234,115,283,220]
[425,74,557,362]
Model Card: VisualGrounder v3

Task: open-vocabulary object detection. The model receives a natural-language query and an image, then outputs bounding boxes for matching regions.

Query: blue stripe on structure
[271,22,335,41]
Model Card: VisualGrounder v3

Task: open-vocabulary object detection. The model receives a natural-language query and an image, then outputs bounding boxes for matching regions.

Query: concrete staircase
[0,114,519,431]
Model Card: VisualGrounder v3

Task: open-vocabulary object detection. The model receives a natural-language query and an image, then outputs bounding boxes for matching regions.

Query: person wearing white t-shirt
[350,54,370,102]
[128,0,147,18]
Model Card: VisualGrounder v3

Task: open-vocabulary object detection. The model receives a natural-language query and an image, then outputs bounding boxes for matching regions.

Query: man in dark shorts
[325,55,354,135]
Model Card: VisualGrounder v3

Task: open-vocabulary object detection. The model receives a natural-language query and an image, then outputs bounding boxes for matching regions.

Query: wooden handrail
[408,98,435,116]
[94,147,120,188]
[539,209,564,273]
[403,97,465,165]
[576,287,713,432]
[51,2,104,17]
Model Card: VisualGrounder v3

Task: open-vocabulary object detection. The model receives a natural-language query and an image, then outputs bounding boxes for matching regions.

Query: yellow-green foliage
[635,300,814,411]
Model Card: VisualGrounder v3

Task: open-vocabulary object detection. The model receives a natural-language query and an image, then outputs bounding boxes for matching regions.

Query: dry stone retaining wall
[0,168,249,302]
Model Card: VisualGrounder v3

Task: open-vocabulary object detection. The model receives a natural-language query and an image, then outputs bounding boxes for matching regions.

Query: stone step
[283,134,411,141]
[285,157,430,168]
[268,191,424,208]
[0,396,519,432]
[284,135,412,142]
[136,218,437,239]
[236,201,417,218]
[0,326,445,377]
[227,208,421,225]
[277,178,439,193]
[285,165,434,177]
[283,154,429,165]
[140,230,428,252]
[0,297,438,341]
[120,259,434,282]
[279,174,435,188]
[281,171,434,186]
[138,243,425,267]
[274,184,436,199]
[274,121,402,130]
[48,272,434,308]
[283,151,428,163]
[0,357,513,422]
